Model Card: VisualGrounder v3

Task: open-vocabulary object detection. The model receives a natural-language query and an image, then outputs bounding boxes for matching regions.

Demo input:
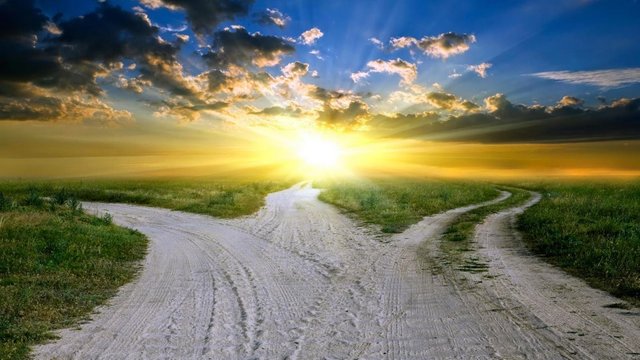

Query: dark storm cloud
[140,0,254,35]
[384,95,640,143]
[204,26,295,69]
[0,0,48,41]
[0,0,60,83]
[0,1,205,122]
[55,3,173,63]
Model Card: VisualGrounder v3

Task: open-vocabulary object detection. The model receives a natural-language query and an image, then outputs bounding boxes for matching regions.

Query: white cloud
[309,49,324,60]
[467,62,492,78]
[300,27,324,45]
[390,36,417,49]
[365,58,417,85]
[389,33,476,59]
[281,61,309,78]
[530,68,640,88]
[369,37,384,49]
[350,71,370,83]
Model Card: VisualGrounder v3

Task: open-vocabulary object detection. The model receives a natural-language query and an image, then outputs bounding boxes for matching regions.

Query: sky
[1,0,640,178]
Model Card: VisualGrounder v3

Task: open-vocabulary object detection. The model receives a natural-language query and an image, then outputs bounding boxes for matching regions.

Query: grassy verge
[316,178,498,233]
[0,179,293,219]
[0,191,147,359]
[439,186,532,273]
[516,181,640,303]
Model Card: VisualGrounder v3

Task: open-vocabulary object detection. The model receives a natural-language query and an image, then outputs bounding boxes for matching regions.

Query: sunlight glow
[297,134,342,168]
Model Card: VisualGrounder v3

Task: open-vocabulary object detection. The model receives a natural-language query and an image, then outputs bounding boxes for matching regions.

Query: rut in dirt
[34,183,640,359]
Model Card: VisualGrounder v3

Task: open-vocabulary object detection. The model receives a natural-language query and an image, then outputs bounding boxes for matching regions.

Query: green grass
[516,181,640,302]
[0,179,293,219]
[316,178,498,233]
[0,192,147,359]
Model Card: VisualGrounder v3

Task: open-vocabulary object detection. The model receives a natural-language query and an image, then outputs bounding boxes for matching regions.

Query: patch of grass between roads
[317,178,498,233]
[0,192,147,359]
[440,186,532,273]
[517,181,640,304]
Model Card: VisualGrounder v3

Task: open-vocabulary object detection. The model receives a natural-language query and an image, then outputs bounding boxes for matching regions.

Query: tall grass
[317,179,498,233]
[517,181,640,302]
[0,193,147,359]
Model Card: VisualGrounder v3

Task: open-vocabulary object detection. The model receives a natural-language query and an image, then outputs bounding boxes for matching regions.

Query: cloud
[365,58,417,85]
[316,100,370,129]
[116,75,152,94]
[389,36,417,49]
[390,32,476,59]
[0,87,132,125]
[309,49,323,60]
[300,27,323,45]
[281,61,309,78]
[204,26,295,68]
[530,68,640,88]
[350,71,370,83]
[0,1,138,124]
[369,37,384,49]
[139,0,254,35]
[253,8,290,28]
[467,62,492,78]
[484,93,510,112]
[384,94,640,143]
[426,92,479,112]
[557,95,584,108]
[249,105,301,117]
[0,0,48,41]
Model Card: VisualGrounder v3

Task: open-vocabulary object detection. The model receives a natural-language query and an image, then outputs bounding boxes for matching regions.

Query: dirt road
[35,183,640,359]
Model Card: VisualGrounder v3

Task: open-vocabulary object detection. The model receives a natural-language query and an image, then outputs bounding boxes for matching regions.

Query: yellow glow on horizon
[2,120,640,180]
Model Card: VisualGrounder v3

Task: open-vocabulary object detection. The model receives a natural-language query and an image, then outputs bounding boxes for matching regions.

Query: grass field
[317,178,498,233]
[0,191,147,359]
[516,181,640,303]
[0,179,293,219]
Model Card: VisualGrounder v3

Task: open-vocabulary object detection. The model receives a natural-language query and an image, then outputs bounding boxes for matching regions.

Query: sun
[297,133,343,168]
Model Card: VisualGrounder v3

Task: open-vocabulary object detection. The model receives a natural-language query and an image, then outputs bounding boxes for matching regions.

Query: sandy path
[465,192,640,359]
[34,184,640,359]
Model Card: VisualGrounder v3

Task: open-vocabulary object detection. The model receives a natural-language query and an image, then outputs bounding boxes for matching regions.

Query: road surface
[35,183,640,359]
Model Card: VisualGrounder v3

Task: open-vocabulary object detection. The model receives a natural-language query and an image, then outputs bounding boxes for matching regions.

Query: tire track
[33,184,640,359]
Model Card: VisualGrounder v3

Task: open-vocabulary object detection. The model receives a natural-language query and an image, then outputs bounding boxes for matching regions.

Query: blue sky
[1,0,639,143]
[32,0,640,107]
[2,0,640,178]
